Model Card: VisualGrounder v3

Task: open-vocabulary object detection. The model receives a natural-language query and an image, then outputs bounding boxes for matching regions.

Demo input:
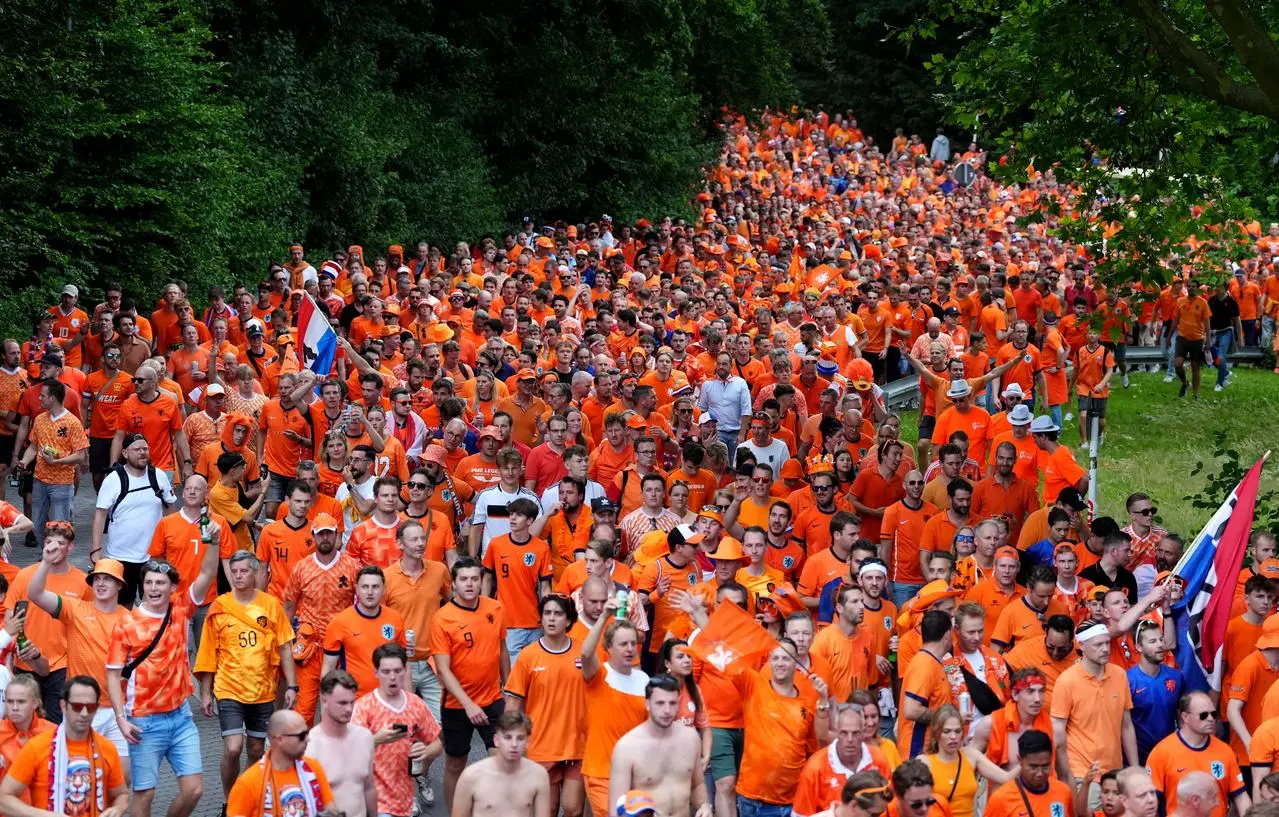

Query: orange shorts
[584,774,610,817]
[540,759,583,787]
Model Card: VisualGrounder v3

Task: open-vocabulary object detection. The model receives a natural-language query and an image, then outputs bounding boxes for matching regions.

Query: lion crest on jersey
[783,555,795,569]
[523,552,536,567]
[381,624,395,640]
[1050,803,1065,817]
[1210,761,1225,779]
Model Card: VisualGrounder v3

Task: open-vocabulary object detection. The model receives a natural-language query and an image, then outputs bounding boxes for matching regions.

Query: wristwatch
[287,685,299,692]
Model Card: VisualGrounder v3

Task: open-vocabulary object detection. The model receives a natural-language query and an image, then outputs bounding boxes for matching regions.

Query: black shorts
[917,414,937,440]
[89,437,114,475]
[441,699,505,757]
[1175,337,1205,361]
[217,699,273,738]
[0,435,14,466]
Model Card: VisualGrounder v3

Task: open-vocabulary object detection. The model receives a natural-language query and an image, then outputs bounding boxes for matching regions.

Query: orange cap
[312,513,339,533]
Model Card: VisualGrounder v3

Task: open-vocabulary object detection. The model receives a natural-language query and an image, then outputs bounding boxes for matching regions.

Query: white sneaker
[1215,384,1224,392]
[1080,441,1089,449]
[1122,374,1130,388]
[1163,373,1175,383]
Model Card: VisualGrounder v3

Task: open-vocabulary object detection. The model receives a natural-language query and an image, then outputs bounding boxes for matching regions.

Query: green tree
[909,0,1279,291]
[0,0,294,334]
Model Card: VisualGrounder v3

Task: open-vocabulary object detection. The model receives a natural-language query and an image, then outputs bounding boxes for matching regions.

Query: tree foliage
[0,0,872,336]
[909,0,1279,291]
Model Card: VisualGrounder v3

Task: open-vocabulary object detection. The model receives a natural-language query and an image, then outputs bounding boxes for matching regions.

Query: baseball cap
[245,319,266,337]
[1055,487,1088,511]
[667,524,705,549]
[757,582,806,617]
[617,791,658,817]
[697,412,717,425]
[626,414,647,430]
[516,368,538,381]
[697,505,724,524]
[311,513,339,533]
[1259,615,1279,650]
[61,284,79,298]
[121,432,147,450]
[38,353,63,367]
[205,383,226,397]
[590,497,617,515]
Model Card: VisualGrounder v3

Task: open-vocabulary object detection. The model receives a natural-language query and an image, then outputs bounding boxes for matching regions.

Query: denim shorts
[505,627,541,658]
[129,702,203,791]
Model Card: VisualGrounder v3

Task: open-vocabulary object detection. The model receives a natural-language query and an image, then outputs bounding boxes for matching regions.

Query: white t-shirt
[472,484,541,555]
[96,466,177,562]
[335,476,376,546]
[738,438,792,476]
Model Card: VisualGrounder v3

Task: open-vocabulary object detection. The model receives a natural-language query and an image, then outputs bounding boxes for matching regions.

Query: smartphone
[13,601,27,618]
[392,723,408,734]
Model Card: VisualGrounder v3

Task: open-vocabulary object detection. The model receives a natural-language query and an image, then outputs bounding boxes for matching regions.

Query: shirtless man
[452,710,551,817]
[609,675,712,817]
[306,671,377,817]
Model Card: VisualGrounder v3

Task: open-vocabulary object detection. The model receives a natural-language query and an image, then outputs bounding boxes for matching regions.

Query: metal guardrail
[880,346,1267,413]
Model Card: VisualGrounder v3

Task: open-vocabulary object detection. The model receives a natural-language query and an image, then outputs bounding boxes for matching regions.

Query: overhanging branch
[1202,0,1279,113]
[1125,0,1279,121]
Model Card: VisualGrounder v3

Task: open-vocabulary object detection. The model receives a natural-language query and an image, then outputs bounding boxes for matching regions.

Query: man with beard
[283,513,360,724]
[970,669,1053,768]
[609,675,711,817]
[811,583,885,704]
[83,342,135,490]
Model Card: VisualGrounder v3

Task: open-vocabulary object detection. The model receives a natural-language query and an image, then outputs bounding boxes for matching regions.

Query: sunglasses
[813,484,834,492]
[751,477,771,484]
[1193,710,1214,721]
[145,560,177,577]
[281,729,310,740]
[1134,507,1157,516]
[408,482,429,490]
[64,702,99,715]
[715,504,730,512]
[908,799,937,810]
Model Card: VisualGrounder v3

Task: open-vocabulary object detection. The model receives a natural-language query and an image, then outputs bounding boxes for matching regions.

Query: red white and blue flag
[295,292,338,377]
[1172,453,1268,692]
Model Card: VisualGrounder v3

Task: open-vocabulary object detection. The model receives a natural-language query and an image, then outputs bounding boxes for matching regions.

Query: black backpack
[103,464,167,533]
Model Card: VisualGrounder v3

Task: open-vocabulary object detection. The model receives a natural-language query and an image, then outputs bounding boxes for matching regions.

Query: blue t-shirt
[1128,662,1184,763]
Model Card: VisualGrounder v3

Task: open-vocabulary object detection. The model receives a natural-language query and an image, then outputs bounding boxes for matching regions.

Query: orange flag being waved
[688,599,779,673]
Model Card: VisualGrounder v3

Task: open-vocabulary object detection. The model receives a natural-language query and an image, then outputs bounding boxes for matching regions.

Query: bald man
[1172,773,1221,817]
[1118,768,1158,817]
[226,709,335,817]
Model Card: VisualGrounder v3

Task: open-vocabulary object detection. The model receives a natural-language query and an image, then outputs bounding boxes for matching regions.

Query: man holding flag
[295,291,339,379]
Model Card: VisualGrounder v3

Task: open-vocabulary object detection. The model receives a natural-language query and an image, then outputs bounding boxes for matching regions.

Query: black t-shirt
[1079,561,1138,604]
[1208,294,1240,331]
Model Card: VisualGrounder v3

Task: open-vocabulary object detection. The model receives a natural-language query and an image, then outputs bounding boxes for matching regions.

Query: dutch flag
[1172,452,1269,692]
[296,292,338,377]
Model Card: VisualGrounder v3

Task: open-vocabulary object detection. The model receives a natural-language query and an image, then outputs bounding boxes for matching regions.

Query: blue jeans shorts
[129,702,203,791]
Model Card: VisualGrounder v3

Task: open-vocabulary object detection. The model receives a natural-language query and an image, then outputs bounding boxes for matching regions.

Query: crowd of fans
[0,109,1275,817]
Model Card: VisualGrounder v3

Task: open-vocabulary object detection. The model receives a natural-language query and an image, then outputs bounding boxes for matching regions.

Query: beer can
[406,629,417,654]
[958,692,973,719]
[614,589,628,620]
